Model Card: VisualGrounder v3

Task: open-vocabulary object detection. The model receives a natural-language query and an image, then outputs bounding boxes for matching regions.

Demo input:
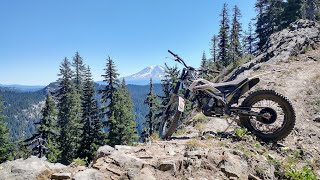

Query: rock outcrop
[228,19,320,81]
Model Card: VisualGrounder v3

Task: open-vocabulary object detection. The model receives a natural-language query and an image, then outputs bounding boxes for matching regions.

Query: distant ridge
[0,84,45,92]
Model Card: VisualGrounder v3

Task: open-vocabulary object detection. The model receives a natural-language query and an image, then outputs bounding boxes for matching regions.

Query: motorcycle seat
[213,78,248,93]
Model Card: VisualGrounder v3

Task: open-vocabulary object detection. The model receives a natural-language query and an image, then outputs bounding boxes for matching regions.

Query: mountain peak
[122,65,165,84]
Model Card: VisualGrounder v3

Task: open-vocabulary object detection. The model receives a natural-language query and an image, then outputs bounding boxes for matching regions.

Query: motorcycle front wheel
[159,96,182,139]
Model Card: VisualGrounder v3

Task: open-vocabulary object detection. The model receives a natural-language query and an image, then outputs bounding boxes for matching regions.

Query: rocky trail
[1,20,320,180]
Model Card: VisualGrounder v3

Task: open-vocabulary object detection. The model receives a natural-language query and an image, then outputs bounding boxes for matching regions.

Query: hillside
[0,83,163,141]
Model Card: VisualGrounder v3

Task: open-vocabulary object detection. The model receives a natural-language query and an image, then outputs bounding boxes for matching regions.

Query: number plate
[178,96,185,112]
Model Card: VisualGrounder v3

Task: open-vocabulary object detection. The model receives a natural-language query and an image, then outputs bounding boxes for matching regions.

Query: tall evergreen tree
[72,52,86,92]
[230,5,242,63]
[100,56,120,119]
[210,35,219,63]
[144,78,159,135]
[56,58,82,164]
[218,3,231,67]
[302,0,320,21]
[282,0,304,28]
[24,94,59,162]
[200,51,208,69]
[107,79,137,146]
[255,0,284,50]
[0,99,11,163]
[78,66,104,162]
[243,21,255,56]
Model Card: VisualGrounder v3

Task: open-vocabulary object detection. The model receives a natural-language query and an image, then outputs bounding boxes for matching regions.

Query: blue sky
[0,0,256,85]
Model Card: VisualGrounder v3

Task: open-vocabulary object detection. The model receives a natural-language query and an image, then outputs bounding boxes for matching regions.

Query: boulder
[0,156,67,180]
[73,169,105,180]
[96,145,115,158]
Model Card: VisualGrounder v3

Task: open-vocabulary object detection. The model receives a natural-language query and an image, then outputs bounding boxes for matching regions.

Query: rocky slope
[1,20,320,180]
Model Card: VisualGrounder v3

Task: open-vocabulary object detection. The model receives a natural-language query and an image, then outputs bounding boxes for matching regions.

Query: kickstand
[223,116,238,133]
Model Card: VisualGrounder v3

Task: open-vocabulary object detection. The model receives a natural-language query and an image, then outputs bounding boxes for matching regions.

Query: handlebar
[167,50,189,68]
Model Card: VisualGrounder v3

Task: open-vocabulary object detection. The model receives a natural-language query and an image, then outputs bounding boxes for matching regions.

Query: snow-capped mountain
[124,65,165,80]
[96,65,165,85]
[122,65,165,85]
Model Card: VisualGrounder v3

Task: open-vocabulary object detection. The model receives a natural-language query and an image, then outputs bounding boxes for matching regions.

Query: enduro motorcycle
[159,50,296,141]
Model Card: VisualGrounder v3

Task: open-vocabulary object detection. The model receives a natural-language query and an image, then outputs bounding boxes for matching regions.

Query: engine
[199,93,224,116]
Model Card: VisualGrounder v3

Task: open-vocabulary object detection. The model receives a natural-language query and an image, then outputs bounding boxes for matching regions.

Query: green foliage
[285,166,317,180]
[230,5,242,63]
[0,98,12,163]
[0,87,46,141]
[72,52,86,92]
[56,58,82,164]
[100,59,137,147]
[157,64,180,118]
[24,94,60,161]
[144,78,160,135]
[72,157,87,166]
[100,56,120,119]
[234,127,248,139]
[218,3,231,67]
[78,66,105,162]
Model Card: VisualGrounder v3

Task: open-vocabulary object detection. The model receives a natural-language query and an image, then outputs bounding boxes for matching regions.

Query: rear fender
[227,78,260,104]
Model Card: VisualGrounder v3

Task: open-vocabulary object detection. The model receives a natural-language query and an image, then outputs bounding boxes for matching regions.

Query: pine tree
[200,51,208,70]
[0,99,11,163]
[144,78,159,135]
[218,3,231,67]
[24,94,59,162]
[78,66,104,162]
[72,52,86,92]
[56,58,82,164]
[158,64,180,117]
[100,56,120,119]
[243,21,255,56]
[255,0,284,50]
[282,0,304,28]
[302,0,320,21]
[230,5,242,63]
[107,79,137,146]
[210,35,218,63]
[255,0,268,50]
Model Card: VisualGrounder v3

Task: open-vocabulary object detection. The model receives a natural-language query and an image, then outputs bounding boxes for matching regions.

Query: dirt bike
[159,50,296,141]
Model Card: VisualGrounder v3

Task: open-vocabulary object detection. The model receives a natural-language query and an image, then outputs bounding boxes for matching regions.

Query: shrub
[285,166,317,180]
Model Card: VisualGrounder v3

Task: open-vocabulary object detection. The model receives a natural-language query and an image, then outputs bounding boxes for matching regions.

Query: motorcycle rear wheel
[239,89,296,141]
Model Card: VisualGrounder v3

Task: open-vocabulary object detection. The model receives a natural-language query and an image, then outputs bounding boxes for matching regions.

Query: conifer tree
[144,78,159,135]
[282,0,304,28]
[230,5,242,63]
[218,3,231,67]
[255,0,284,50]
[200,52,209,78]
[243,21,255,57]
[56,58,82,164]
[158,64,180,117]
[302,0,320,21]
[78,66,104,162]
[24,94,59,162]
[72,52,86,92]
[0,99,11,163]
[210,35,218,63]
[255,0,268,50]
[107,79,137,146]
[100,56,120,119]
